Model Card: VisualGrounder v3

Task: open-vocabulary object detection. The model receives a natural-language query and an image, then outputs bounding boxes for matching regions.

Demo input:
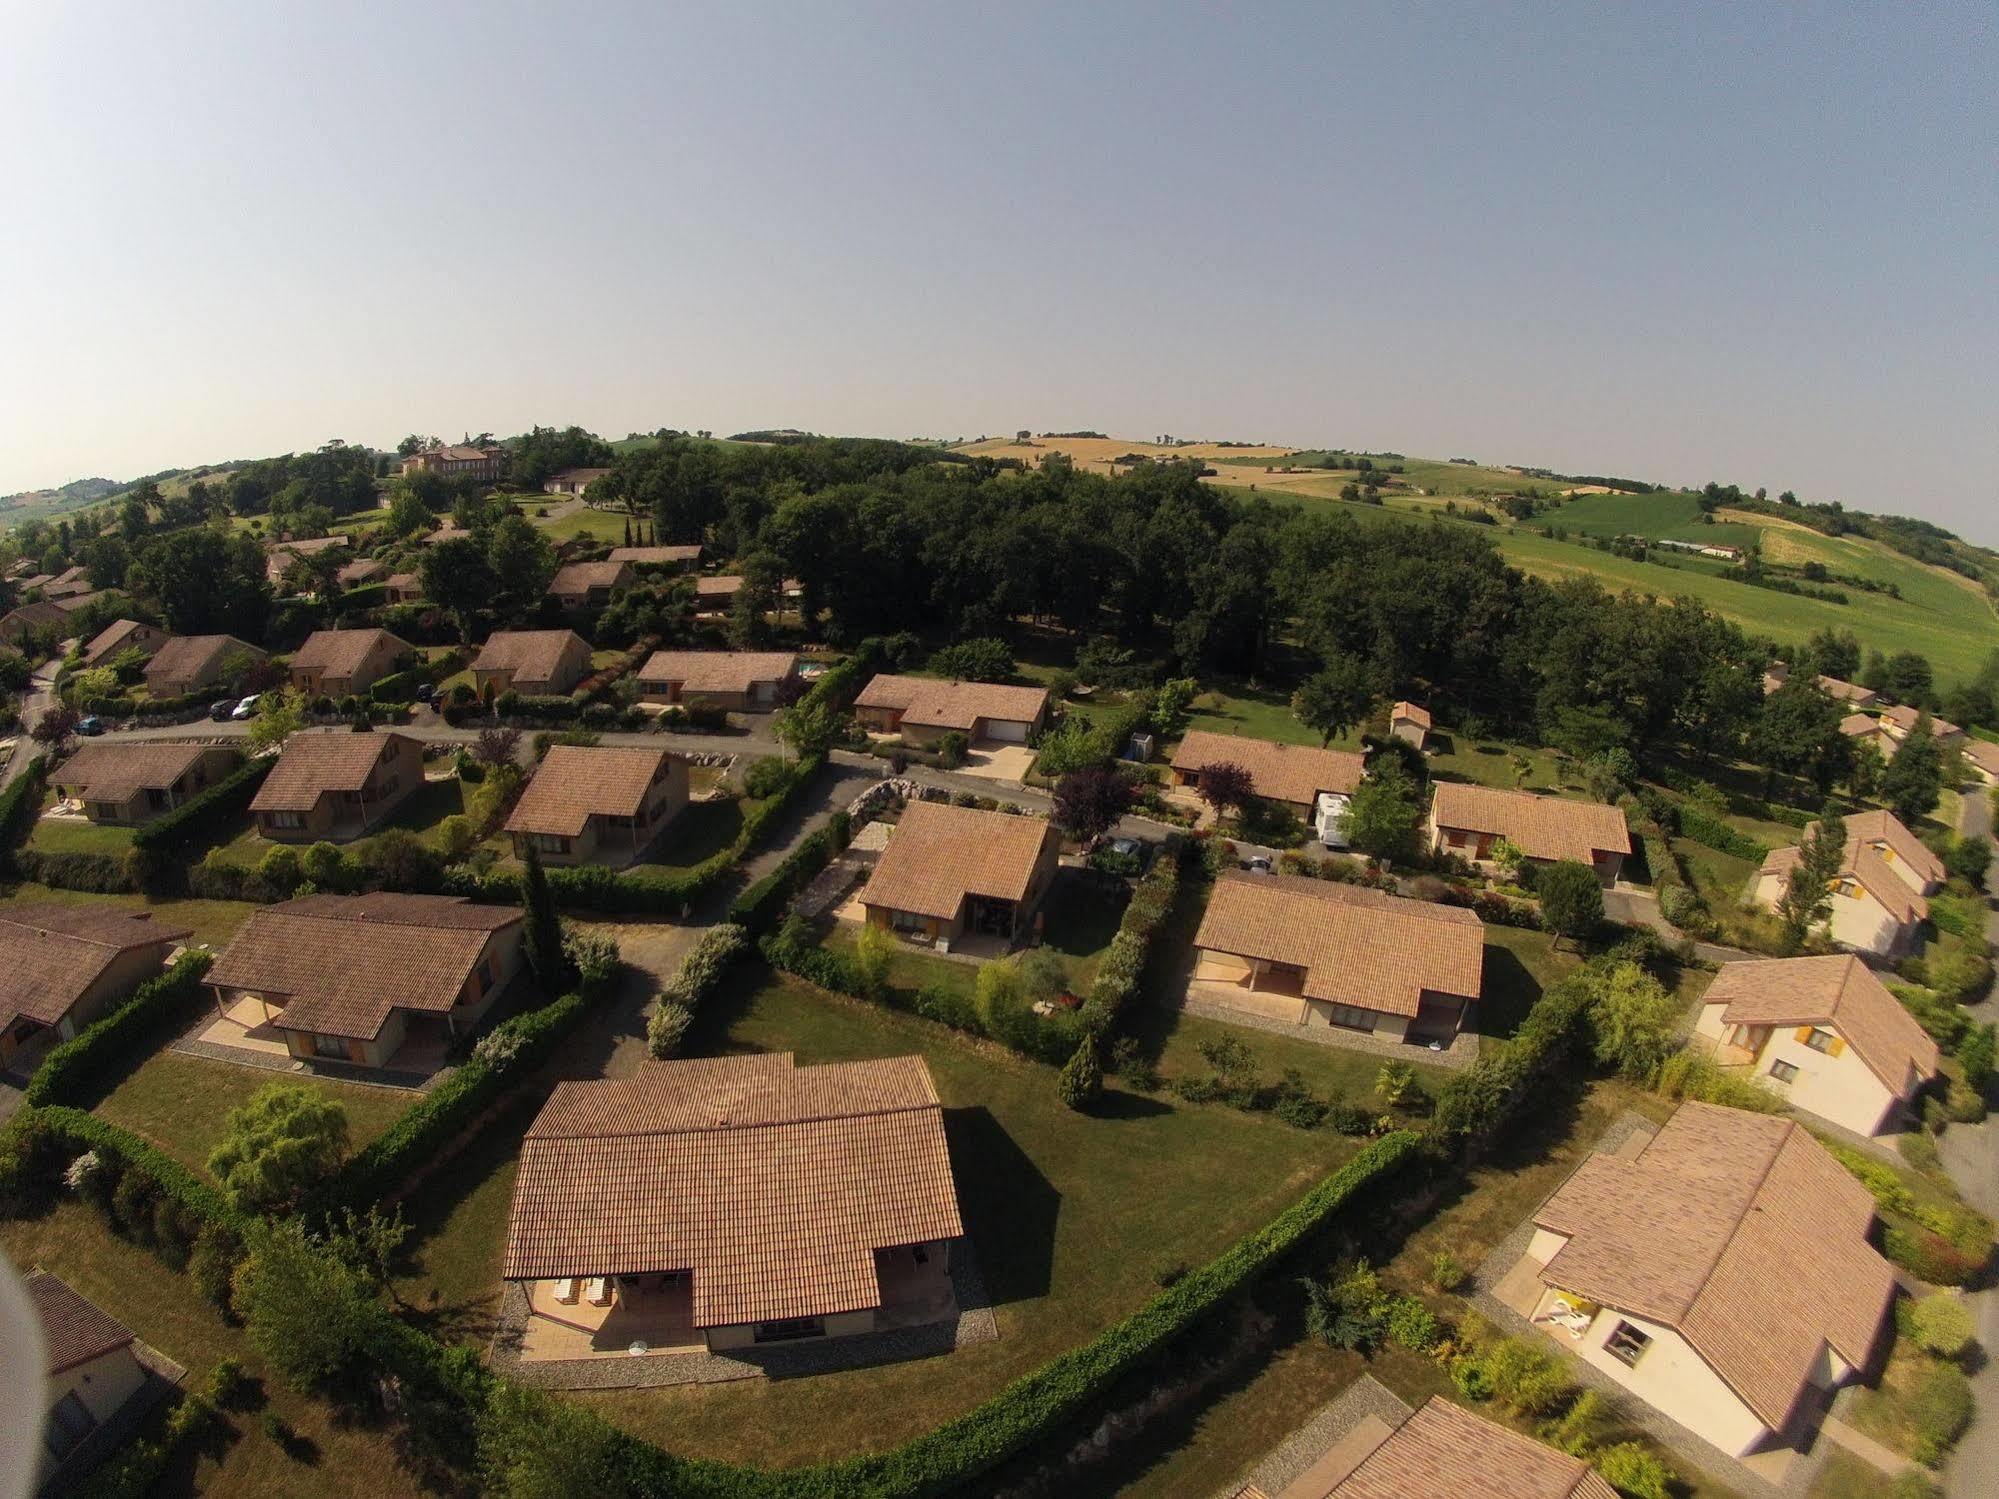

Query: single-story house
[853,674,1050,747]
[1240,1394,1618,1499]
[1428,782,1632,885]
[0,906,191,1069]
[473,629,593,698]
[50,743,240,826]
[423,524,472,546]
[547,560,634,609]
[1962,737,1999,787]
[502,1051,965,1355]
[1752,809,1941,958]
[206,892,524,1070]
[1388,701,1431,750]
[1191,872,1483,1044]
[337,557,388,589]
[1761,661,1790,695]
[383,571,422,604]
[264,533,350,584]
[78,618,168,670]
[504,745,688,866]
[288,627,414,697]
[541,466,611,498]
[1169,729,1366,844]
[142,633,266,698]
[1878,703,1965,751]
[28,1270,154,1489]
[39,565,97,600]
[1524,1101,1892,1457]
[610,544,702,570]
[53,588,116,618]
[0,600,71,645]
[248,729,425,842]
[636,650,798,711]
[859,800,1060,950]
[691,574,744,613]
[1815,673,1878,708]
[1695,954,1940,1136]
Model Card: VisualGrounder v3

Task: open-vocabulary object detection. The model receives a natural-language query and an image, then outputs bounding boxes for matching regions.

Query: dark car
[76,716,105,736]
[415,682,437,704]
[209,699,235,722]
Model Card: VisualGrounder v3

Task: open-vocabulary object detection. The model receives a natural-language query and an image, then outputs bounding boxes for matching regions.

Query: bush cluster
[728,805,850,932]
[1431,969,1597,1148]
[27,951,214,1107]
[649,924,748,1058]
[1670,802,1770,862]
[1075,848,1181,1035]
[0,754,47,874]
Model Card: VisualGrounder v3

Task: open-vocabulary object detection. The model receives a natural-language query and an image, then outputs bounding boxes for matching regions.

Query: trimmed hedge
[1077,850,1181,1035]
[131,754,269,854]
[369,668,420,703]
[6,1104,243,1234]
[0,754,47,874]
[1671,803,1769,862]
[15,846,135,893]
[1431,968,1597,1149]
[729,810,851,932]
[27,951,215,1107]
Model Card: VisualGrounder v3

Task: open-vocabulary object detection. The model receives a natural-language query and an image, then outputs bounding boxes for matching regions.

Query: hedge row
[728,810,851,932]
[0,754,47,874]
[15,846,136,893]
[79,689,218,719]
[26,951,214,1107]
[131,754,270,854]
[4,1103,243,1234]
[1077,851,1181,1035]
[1671,803,1770,862]
[368,668,420,703]
[602,1132,1422,1497]
[1431,968,1597,1148]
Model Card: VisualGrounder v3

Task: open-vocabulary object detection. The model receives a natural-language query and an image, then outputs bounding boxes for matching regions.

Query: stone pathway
[1217,1374,1411,1499]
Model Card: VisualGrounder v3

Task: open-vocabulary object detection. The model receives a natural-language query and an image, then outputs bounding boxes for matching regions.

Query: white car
[230,694,261,721]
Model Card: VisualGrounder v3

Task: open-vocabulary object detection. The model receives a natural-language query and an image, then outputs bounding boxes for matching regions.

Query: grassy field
[1546,490,1763,549]
[0,882,258,946]
[534,506,632,544]
[94,1051,413,1176]
[27,802,138,855]
[559,967,1359,1465]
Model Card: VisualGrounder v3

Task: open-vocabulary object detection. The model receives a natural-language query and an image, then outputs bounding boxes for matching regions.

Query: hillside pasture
[1548,490,1763,550]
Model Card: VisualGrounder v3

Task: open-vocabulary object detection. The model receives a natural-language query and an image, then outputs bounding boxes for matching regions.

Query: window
[476,961,493,993]
[314,1034,348,1059]
[1803,1028,1838,1054]
[753,1316,826,1343]
[267,810,305,830]
[1327,1004,1377,1032]
[44,1391,96,1461]
[1605,1321,1651,1367]
[1770,1059,1800,1084]
[533,833,571,854]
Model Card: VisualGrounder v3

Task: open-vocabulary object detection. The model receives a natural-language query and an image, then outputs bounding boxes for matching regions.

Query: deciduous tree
[1052,765,1135,843]
[1776,808,1846,951]
[1292,652,1378,747]
[1538,860,1605,949]
[207,1082,350,1213]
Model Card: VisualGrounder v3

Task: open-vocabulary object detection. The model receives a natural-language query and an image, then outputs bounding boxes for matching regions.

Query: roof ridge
[1674,1113,1796,1318]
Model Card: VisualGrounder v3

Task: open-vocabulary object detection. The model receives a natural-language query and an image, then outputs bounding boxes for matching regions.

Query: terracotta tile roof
[1964,739,1999,778]
[43,565,97,598]
[144,634,262,686]
[1430,782,1631,862]
[545,466,612,486]
[1171,729,1366,806]
[208,893,521,1040]
[1702,954,1939,1093]
[474,629,588,686]
[859,800,1057,920]
[1838,713,1879,739]
[26,1270,136,1375]
[548,561,633,597]
[610,545,702,565]
[0,904,190,1029]
[267,534,350,561]
[1533,1101,1893,1430]
[504,1052,965,1329]
[1881,704,1963,740]
[637,650,796,696]
[1838,810,1943,884]
[694,574,744,599]
[2,601,69,632]
[385,571,421,593]
[337,558,387,586]
[1390,701,1432,730]
[506,745,677,837]
[51,743,224,804]
[290,627,411,679]
[79,618,156,666]
[1761,839,1929,927]
[53,589,113,615]
[853,673,1050,732]
[1816,674,1877,705]
[1194,872,1483,1017]
[249,729,423,813]
[423,525,471,545]
[1331,1397,1616,1499]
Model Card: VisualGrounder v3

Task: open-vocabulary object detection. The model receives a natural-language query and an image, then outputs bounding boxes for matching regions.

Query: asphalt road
[2,658,59,786]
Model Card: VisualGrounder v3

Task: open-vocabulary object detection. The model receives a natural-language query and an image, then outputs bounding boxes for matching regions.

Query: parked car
[230,694,260,721]
[1243,853,1273,875]
[415,681,437,704]
[209,699,235,722]
[76,716,104,736]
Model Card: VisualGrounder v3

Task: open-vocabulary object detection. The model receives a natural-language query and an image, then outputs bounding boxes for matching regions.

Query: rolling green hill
[1546,491,1763,550]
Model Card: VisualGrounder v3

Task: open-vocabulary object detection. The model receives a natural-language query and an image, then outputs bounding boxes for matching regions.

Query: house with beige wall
[1388,700,1431,750]
[858,800,1059,951]
[0,906,190,1070]
[1170,729,1367,844]
[28,1271,154,1488]
[1520,1102,1892,1458]
[206,892,524,1071]
[288,627,413,697]
[1694,954,1939,1136]
[248,729,424,842]
[504,745,688,866]
[547,560,634,609]
[1752,809,1941,958]
[853,674,1049,747]
[636,650,797,711]
[1190,872,1484,1047]
[50,743,240,826]
[77,618,168,669]
[142,633,265,697]
[1428,782,1632,886]
[473,629,593,697]
[503,1051,965,1360]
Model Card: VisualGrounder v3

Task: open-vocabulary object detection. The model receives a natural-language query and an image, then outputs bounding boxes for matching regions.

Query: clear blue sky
[4,3,1994,536]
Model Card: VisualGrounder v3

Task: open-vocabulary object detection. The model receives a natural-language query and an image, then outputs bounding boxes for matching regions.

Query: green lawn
[27,806,137,855]
[0,883,258,947]
[94,1051,414,1177]
[1185,682,1324,746]
[629,794,745,876]
[1547,490,1763,550]
[2,1203,429,1498]
[535,506,632,544]
[210,773,472,868]
[561,967,1355,1465]
[1426,737,1581,794]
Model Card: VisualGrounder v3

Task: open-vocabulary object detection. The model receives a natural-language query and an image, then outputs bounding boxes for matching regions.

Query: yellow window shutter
[1828,1036,1846,1057]
[1794,1026,1814,1044]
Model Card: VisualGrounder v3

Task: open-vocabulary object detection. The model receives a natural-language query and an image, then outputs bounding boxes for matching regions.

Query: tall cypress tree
[520,842,569,990]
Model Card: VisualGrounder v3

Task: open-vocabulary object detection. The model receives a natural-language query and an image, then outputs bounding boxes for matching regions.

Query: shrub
[1541,1388,1613,1457]
[1451,1358,1495,1401]
[742,755,791,800]
[208,1083,351,1214]
[1427,1249,1466,1292]
[936,730,968,769]
[1909,1293,1975,1359]
[1911,1361,1973,1465]
[1594,1441,1675,1499]
[0,755,47,874]
[1385,1295,1440,1351]
[1375,1061,1417,1107]
[647,1001,694,1058]
[1483,1335,1576,1416]
[928,637,1014,682]
[27,951,214,1107]
[1302,1261,1390,1353]
[657,923,748,1011]
[1056,1034,1102,1110]
[1900,1131,1943,1175]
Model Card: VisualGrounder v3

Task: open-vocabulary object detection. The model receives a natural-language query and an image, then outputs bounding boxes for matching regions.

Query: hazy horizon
[5,3,1994,539]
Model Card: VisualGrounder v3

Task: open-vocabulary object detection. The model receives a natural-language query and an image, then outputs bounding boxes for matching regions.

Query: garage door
[984,718,1029,742]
